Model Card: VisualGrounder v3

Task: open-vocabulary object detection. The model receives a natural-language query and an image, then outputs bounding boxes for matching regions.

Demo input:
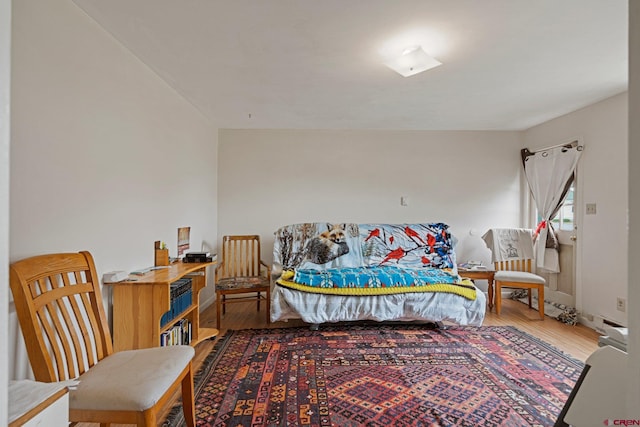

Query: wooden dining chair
[9,251,196,426]
[494,258,546,319]
[215,235,271,329]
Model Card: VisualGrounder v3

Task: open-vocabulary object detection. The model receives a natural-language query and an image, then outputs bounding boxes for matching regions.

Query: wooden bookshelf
[108,261,218,351]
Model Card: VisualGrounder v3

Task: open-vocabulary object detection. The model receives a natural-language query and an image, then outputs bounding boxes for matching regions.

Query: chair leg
[142,408,156,426]
[257,291,261,311]
[538,285,545,319]
[266,289,271,324]
[216,292,222,330]
[528,289,532,308]
[222,294,227,314]
[182,362,196,427]
[495,283,502,315]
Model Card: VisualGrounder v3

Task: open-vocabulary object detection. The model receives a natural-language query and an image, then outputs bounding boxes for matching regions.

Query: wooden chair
[494,258,546,319]
[216,235,271,329]
[9,251,196,426]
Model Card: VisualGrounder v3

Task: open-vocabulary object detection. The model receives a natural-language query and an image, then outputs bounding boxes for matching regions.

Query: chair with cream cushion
[483,228,546,320]
[9,251,196,426]
[494,259,546,319]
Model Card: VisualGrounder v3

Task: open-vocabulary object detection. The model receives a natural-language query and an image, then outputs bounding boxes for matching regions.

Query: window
[536,184,574,231]
[549,183,575,231]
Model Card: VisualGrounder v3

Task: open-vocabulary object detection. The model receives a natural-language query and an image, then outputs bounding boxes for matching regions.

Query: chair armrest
[260,260,271,280]
[215,262,224,282]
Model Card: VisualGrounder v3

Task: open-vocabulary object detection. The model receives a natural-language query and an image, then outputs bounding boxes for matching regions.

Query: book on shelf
[160,278,193,327]
[185,251,210,258]
[183,252,216,263]
[160,318,192,347]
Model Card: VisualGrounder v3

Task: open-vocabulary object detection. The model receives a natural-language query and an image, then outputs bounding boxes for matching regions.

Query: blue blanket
[277,266,476,299]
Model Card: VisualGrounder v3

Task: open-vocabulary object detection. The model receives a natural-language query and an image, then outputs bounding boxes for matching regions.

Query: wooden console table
[458,268,496,309]
[108,261,218,351]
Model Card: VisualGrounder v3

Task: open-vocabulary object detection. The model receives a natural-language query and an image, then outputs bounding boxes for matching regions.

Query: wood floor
[82,297,600,426]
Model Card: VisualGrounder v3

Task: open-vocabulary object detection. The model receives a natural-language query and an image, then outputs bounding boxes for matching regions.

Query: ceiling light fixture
[384,46,442,77]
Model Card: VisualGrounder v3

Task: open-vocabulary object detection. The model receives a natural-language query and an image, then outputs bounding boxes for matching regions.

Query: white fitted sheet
[271,284,486,326]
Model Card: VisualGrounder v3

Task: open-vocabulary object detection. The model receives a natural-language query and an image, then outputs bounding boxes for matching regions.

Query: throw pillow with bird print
[360,223,457,271]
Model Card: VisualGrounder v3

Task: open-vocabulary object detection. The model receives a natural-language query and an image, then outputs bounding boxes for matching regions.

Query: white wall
[627,0,639,415]
[218,129,523,270]
[9,0,218,380]
[0,0,10,422]
[523,93,628,327]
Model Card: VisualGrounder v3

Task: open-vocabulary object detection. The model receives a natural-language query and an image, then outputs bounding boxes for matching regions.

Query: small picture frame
[177,226,191,258]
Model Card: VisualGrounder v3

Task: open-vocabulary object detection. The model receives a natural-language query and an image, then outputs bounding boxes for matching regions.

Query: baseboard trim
[199,294,216,312]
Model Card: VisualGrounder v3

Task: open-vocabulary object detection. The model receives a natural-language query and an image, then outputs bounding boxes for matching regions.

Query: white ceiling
[72,0,628,131]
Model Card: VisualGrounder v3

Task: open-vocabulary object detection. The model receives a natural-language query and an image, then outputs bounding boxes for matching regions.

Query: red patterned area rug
[163,325,584,427]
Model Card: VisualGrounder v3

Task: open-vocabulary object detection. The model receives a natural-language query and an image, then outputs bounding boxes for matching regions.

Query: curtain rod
[527,139,581,154]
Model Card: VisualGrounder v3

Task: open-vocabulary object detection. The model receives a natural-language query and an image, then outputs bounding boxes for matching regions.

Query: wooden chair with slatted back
[494,258,546,320]
[9,251,196,426]
[215,235,271,329]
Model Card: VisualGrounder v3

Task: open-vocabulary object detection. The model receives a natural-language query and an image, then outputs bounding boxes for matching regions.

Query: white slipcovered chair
[483,228,546,319]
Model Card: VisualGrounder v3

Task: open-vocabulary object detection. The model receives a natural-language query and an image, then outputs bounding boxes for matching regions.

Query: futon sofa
[270,222,486,326]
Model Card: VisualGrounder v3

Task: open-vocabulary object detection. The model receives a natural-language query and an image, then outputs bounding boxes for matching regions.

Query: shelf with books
[108,260,217,351]
[160,304,196,334]
[161,318,192,347]
[160,277,193,327]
